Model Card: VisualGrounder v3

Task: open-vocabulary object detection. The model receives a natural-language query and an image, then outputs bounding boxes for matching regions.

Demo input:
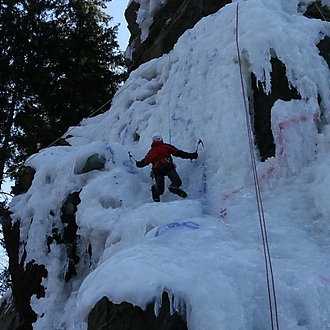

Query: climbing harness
[235,4,280,330]
[129,151,160,201]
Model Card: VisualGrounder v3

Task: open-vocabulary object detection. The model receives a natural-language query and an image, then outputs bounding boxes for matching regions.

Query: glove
[136,161,144,168]
[190,152,198,160]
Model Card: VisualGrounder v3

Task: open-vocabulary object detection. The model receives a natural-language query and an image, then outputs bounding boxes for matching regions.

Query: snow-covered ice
[6,0,330,329]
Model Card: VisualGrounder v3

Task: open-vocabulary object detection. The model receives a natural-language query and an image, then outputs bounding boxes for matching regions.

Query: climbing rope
[2,52,168,181]
[314,1,329,22]
[3,97,112,179]
[168,52,172,144]
[235,4,280,330]
[4,2,190,179]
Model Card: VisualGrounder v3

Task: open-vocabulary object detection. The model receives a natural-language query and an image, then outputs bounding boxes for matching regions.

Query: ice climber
[135,132,198,202]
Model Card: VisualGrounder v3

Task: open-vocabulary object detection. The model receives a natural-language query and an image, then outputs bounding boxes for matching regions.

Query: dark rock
[133,131,140,142]
[125,0,330,72]
[82,154,106,173]
[251,57,301,161]
[11,166,36,196]
[125,0,232,71]
[60,192,81,282]
[1,210,47,330]
[304,1,330,21]
[88,292,188,330]
[0,191,81,329]
[0,296,20,330]
[77,154,106,174]
[317,36,330,69]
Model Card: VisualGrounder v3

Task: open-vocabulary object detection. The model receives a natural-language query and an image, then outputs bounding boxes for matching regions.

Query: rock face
[1,209,47,330]
[1,1,330,330]
[88,293,188,330]
[125,0,330,73]
[125,0,330,161]
[251,57,301,161]
[125,0,232,72]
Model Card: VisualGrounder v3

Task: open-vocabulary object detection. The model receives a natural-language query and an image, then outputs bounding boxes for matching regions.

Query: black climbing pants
[153,164,182,195]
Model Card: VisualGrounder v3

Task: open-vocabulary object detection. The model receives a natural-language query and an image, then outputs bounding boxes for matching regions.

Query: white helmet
[152,132,163,142]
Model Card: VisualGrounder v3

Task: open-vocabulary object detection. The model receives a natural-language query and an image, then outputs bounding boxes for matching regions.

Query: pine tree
[0,0,127,190]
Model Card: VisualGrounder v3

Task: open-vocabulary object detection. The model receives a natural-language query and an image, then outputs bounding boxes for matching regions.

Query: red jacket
[136,141,195,170]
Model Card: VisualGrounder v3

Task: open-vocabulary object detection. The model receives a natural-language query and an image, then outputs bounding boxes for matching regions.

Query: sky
[3,0,330,329]
[106,0,130,50]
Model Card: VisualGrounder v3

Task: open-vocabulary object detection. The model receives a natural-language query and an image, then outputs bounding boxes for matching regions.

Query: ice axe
[128,151,137,163]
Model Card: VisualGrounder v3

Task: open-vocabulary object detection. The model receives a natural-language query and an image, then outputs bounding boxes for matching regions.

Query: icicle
[153,289,164,317]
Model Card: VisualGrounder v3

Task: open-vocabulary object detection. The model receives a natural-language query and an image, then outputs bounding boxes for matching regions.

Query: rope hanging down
[4,0,207,181]
[3,53,167,180]
[168,53,172,144]
[315,1,329,22]
[235,4,280,330]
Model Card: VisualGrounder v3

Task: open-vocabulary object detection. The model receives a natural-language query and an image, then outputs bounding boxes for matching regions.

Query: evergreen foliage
[0,0,127,187]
